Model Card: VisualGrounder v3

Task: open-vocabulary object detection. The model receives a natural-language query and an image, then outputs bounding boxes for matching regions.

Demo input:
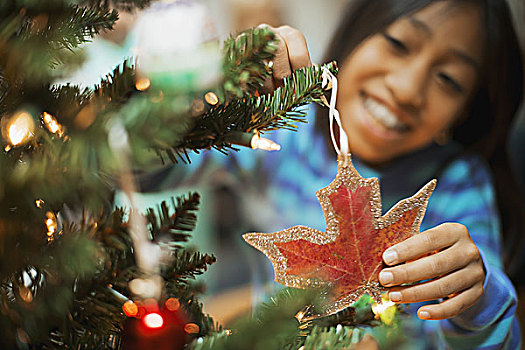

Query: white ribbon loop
[321,67,349,156]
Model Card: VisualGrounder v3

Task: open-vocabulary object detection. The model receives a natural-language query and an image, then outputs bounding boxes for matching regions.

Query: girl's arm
[379,156,520,349]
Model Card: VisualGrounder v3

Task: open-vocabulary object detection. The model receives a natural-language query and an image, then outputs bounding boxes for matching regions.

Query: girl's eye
[438,72,464,93]
[382,33,408,53]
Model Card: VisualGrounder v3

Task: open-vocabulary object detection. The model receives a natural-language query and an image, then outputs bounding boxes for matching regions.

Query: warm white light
[204,91,219,105]
[143,313,164,329]
[7,111,34,146]
[129,278,158,296]
[45,211,57,241]
[251,134,281,151]
[42,112,64,136]
[295,309,306,322]
[135,77,151,91]
[129,278,147,295]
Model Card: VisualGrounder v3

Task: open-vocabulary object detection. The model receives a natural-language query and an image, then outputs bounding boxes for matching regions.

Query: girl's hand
[379,223,485,320]
[257,24,312,92]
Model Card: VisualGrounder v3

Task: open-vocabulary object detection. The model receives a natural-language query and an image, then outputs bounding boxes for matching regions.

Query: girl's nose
[384,59,427,109]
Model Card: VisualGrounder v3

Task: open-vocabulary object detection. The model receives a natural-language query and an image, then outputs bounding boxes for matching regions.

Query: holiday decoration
[244,69,437,317]
[244,156,436,316]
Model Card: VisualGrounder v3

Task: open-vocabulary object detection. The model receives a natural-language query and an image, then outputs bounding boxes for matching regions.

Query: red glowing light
[143,312,164,329]
[122,301,138,317]
[165,297,180,311]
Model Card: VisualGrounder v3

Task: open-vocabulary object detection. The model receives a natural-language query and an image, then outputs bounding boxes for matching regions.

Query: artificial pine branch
[300,326,368,349]
[190,288,321,350]
[163,284,218,338]
[171,62,337,158]
[190,288,404,350]
[168,250,217,284]
[146,193,200,245]
[92,59,137,105]
[222,27,278,99]
[0,192,217,348]
[0,230,100,348]
[45,5,118,51]
[0,4,117,83]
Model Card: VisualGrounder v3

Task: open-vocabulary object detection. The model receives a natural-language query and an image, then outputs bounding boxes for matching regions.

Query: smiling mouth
[362,96,410,133]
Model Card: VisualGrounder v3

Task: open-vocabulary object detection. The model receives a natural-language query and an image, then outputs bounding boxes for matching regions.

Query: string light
[295,309,306,322]
[226,131,281,151]
[35,199,44,208]
[250,134,281,151]
[165,297,180,311]
[184,323,200,334]
[45,211,57,241]
[2,110,35,146]
[122,300,138,317]
[42,112,64,137]
[204,91,218,105]
[135,77,151,91]
[143,312,164,329]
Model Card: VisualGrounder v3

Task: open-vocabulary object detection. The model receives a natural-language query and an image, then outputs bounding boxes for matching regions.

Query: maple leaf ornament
[243,155,436,316]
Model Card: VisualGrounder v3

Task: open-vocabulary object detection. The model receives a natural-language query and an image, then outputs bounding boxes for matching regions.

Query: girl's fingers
[382,223,469,265]
[416,283,484,320]
[270,30,292,84]
[379,243,480,286]
[378,221,485,321]
[257,24,311,90]
[387,262,484,303]
[274,25,312,71]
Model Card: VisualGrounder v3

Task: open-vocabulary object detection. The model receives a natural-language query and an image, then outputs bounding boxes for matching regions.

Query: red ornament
[244,155,436,317]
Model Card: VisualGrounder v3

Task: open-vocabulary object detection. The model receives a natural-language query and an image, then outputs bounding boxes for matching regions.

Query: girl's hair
[316,0,524,279]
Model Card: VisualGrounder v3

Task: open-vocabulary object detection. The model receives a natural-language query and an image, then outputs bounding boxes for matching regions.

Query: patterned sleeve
[426,155,521,349]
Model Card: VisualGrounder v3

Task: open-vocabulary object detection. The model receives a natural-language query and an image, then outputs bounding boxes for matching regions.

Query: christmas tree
[0,1,400,348]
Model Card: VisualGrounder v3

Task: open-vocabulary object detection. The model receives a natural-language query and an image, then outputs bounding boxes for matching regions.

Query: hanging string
[321,67,350,157]
[107,120,164,301]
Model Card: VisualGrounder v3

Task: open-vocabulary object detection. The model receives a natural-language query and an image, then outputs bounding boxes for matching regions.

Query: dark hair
[316,0,524,278]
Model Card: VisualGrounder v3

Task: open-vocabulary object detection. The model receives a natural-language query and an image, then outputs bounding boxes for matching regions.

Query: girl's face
[338,2,484,164]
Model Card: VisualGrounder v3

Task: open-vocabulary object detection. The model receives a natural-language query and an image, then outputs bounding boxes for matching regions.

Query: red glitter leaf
[244,155,436,316]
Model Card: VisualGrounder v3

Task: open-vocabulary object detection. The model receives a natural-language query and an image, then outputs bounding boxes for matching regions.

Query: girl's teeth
[364,98,408,132]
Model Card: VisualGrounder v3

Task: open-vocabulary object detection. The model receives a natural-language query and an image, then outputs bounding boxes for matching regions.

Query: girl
[256,0,523,348]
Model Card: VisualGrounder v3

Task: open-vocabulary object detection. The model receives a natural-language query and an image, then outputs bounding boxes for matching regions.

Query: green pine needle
[222,26,278,98]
